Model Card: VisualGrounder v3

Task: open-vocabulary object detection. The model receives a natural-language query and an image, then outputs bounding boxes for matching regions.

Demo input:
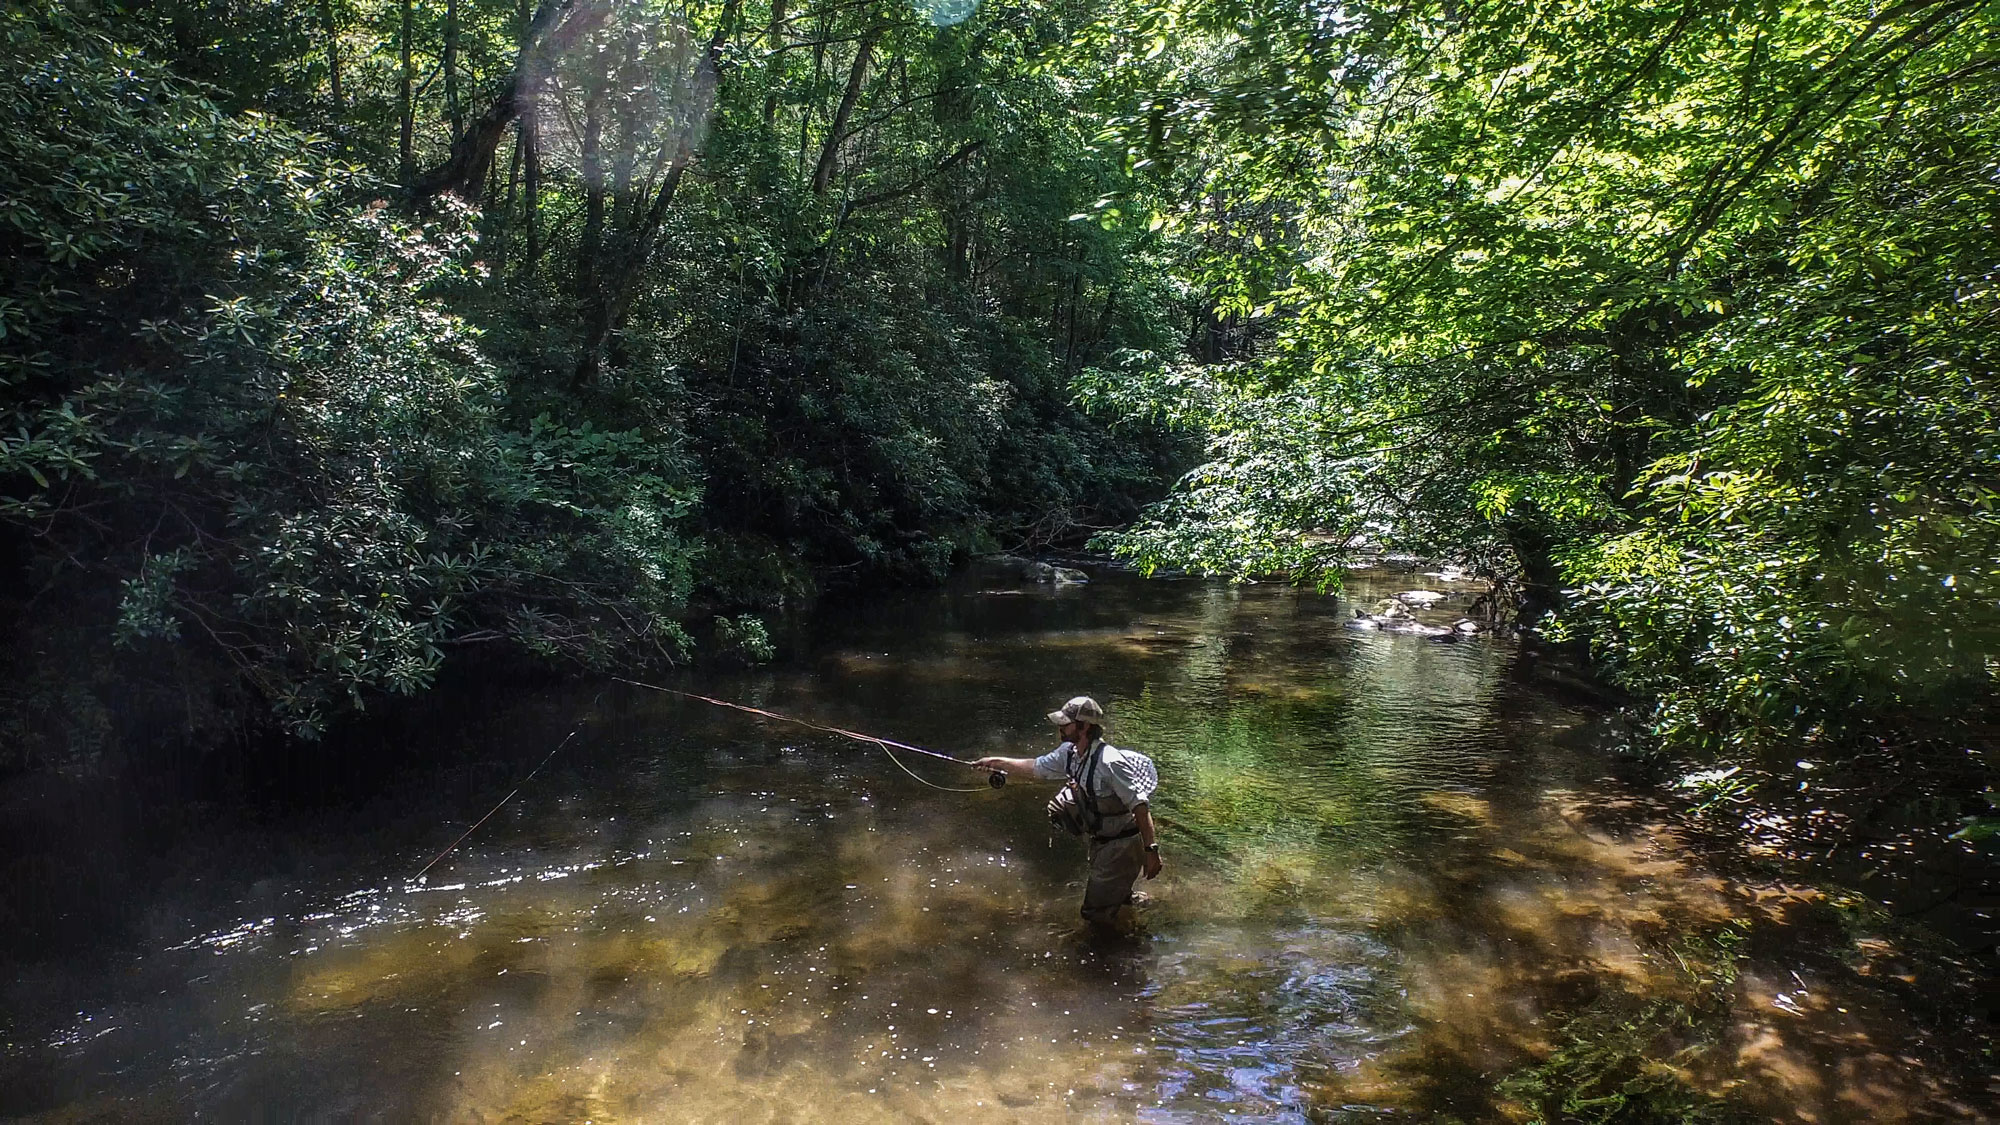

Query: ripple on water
[1142,924,1410,1121]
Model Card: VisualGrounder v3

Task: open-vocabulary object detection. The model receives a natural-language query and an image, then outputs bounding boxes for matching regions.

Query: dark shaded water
[1,570,1988,1121]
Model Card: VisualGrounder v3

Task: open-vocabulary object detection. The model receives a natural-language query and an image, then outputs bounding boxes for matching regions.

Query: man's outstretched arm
[974,755,1044,779]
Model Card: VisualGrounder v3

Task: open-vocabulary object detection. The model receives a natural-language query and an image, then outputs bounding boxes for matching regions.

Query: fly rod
[612,676,1007,790]
[415,677,1000,879]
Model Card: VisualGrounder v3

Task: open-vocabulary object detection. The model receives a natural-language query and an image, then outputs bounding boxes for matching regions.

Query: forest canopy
[0,0,1195,754]
[1,0,1994,781]
[1085,0,1999,761]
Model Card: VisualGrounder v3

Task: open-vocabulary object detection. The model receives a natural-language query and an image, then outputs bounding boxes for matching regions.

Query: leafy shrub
[1564,85,2000,753]
[0,9,699,740]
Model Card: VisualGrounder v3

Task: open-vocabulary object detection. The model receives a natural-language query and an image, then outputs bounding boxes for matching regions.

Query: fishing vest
[1046,739,1138,841]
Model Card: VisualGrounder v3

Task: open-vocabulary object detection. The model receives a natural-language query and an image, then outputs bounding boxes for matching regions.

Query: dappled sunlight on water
[1,570,1990,1120]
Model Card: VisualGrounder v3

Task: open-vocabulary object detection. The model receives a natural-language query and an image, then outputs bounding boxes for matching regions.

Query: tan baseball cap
[1046,696,1106,727]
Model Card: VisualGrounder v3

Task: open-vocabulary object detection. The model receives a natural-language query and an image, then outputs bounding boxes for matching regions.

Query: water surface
[1,571,1985,1121]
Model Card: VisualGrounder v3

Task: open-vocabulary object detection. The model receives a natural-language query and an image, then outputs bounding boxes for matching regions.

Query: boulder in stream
[979,554,1093,583]
[1348,608,1456,638]
[985,554,1052,581]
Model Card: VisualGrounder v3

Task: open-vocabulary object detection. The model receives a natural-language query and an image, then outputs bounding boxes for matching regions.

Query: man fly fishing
[976,696,1161,927]
[569,681,1160,928]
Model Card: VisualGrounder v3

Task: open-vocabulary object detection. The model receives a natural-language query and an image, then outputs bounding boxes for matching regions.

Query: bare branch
[840,139,985,216]
[410,0,613,205]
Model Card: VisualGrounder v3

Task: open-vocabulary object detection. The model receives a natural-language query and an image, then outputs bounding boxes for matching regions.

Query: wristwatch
[1143,843,1160,853]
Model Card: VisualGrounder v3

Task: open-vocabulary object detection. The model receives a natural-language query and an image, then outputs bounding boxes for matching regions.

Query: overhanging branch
[840,139,985,217]
[409,0,611,204]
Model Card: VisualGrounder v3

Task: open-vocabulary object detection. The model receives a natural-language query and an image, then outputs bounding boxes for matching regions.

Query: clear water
[0,571,1982,1121]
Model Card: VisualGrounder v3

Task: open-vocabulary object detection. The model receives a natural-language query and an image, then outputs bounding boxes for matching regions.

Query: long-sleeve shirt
[1032,739,1156,837]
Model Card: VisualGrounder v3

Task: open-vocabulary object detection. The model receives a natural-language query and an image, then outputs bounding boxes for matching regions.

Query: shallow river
[1,570,1988,1121]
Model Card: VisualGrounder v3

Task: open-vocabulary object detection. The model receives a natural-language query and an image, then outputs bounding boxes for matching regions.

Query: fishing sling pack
[1047,740,1132,839]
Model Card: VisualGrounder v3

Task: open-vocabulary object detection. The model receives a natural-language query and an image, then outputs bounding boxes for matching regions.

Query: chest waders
[1047,740,1140,841]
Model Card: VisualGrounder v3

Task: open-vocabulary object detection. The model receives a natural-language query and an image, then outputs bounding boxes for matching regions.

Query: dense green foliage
[0,1,1193,756]
[1,11,720,738]
[3,0,1994,778]
[1083,0,1999,761]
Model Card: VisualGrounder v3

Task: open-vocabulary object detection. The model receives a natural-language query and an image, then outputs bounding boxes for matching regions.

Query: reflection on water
[0,571,1988,1121]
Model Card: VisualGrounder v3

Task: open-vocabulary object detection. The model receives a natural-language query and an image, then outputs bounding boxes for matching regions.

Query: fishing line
[862,740,990,793]
[414,678,1215,880]
[613,676,1001,792]
[414,690,604,881]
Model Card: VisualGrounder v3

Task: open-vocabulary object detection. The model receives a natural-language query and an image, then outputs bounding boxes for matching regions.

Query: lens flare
[914,0,978,27]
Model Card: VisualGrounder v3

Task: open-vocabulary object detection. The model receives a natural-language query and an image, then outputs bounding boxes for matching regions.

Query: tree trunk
[1093,288,1117,350]
[520,0,544,276]
[481,136,503,213]
[576,91,606,300]
[573,0,739,387]
[319,0,344,108]
[445,0,462,134]
[811,27,880,195]
[496,127,522,264]
[523,120,541,277]
[1064,268,1082,372]
[761,0,788,124]
[1502,516,1566,625]
[944,207,969,283]
[411,0,611,205]
[608,45,644,234]
[398,0,415,184]
[799,8,826,174]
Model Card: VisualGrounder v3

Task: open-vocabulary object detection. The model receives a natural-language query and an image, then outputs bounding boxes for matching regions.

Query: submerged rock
[978,553,1033,579]
[1395,589,1449,606]
[1348,608,1457,638]
[1401,621,1457,638]
[979,554,1092,583]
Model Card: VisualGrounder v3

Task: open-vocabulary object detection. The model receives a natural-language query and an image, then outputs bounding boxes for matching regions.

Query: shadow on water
[0,570,1992,1121]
